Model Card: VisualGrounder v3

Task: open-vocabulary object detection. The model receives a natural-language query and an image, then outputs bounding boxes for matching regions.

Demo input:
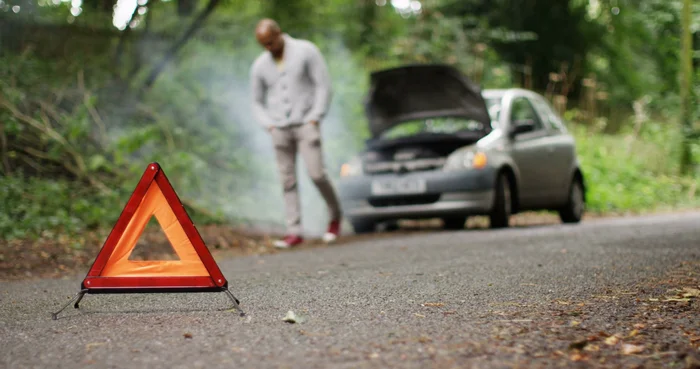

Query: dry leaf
[570,352,588,361]
[628,329,640,338]
[622,344,644,355]
[283,310,298,323]
[414,313,426,318]
[682,288,700,298]
[422,302,445,307]
[183,333,193,339]
[604,335,620,346]
[633,323,646,329]
[584,344,600,352]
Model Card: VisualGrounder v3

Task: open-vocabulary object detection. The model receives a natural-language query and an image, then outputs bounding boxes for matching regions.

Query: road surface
[2,211,699,368]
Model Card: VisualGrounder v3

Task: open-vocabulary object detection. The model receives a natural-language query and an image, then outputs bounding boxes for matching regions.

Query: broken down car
[337,64,586,233]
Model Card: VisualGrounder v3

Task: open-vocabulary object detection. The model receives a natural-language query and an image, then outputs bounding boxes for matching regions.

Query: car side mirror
[509,119,536,138]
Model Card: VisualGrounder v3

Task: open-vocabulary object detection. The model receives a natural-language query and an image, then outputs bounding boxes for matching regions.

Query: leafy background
[0,0,698,241]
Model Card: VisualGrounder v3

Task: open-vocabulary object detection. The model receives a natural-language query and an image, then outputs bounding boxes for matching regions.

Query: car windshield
[379,97,503,139]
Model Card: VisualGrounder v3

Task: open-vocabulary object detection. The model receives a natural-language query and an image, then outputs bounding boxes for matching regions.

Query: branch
[0,123,10,175]
[0,92,87,177]
[139,0,221,94]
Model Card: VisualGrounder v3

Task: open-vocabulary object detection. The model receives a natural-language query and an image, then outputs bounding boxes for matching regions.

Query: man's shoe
[273,235,304,249]
[322,219,341,243]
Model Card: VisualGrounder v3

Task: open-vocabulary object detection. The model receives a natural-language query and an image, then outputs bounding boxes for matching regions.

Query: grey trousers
[270,123,342,235]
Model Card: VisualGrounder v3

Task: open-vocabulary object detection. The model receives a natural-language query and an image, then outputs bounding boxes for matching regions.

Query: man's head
[255,18,284,56]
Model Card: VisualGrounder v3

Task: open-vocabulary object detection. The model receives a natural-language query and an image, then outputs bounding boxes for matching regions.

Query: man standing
[250,19,342,248]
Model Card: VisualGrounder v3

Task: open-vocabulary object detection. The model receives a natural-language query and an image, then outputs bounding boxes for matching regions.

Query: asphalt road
[2,211,699,368]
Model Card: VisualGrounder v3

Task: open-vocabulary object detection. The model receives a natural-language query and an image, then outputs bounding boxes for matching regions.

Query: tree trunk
[139,0,220,93]
[679,0,693,175]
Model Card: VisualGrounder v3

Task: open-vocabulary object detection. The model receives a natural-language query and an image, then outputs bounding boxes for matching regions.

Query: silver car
[337,64,586,233]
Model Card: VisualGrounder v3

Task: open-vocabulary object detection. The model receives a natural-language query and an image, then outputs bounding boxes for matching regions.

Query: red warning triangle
[81,162,227,292]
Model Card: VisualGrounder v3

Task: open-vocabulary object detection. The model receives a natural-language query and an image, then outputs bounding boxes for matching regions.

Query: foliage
[0,0,698,241]
[571,119,700,213]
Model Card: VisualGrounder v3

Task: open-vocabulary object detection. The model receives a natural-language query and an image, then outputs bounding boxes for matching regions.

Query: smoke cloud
[151,35,368,238]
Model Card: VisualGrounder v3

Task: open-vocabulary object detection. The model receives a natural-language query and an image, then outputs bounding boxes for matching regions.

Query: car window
[509,97,544,131]
[531,96,566,133]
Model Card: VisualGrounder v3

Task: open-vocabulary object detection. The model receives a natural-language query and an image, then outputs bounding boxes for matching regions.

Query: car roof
[482,88,539,100]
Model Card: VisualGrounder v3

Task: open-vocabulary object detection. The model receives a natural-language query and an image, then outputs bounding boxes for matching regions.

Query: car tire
[442,216,467,230]
[559,177,584,223]
[489,172,511,229]
[350,219,377,234]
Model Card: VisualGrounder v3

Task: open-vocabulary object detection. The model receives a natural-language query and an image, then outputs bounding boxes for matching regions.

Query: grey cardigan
[250,34,333,129]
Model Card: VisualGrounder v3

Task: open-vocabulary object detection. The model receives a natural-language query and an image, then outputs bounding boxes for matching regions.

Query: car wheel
[442,216,467,230]
[489,172,511,229]
[559,177,584,223]
[350,218,377,234]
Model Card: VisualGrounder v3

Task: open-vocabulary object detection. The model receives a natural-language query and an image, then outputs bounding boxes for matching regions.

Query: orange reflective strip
[101,181,209,277]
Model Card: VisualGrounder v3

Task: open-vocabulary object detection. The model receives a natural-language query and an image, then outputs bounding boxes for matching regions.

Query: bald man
[250,19,342,248]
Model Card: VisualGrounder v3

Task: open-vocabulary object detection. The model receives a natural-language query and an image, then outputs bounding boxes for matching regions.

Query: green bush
[572,121,700,214]
[0,175,124,241]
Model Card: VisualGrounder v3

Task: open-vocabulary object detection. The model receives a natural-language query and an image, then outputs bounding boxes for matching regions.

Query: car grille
[364,158,446,175]
[368,194,441,207]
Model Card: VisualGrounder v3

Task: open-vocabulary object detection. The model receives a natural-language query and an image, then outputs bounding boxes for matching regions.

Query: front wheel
[559,178,584,223]
[489,172,512,228]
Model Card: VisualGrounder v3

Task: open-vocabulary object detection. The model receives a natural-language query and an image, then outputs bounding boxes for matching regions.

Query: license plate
[371,178,427,196]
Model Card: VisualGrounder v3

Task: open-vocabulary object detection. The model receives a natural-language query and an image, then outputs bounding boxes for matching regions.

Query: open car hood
[364,64,492,138]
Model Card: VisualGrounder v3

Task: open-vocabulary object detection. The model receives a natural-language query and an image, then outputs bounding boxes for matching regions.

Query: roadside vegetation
[0,0,698,243]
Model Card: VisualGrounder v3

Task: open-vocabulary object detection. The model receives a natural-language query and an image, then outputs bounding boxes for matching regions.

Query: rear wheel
[350,218,377,234]
[559,177,584,223]
[442,216,467,230]
[489,172,512,229]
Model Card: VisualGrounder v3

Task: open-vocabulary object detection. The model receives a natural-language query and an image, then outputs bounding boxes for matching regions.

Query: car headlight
[443,150,488,171]
[340,156,363,177]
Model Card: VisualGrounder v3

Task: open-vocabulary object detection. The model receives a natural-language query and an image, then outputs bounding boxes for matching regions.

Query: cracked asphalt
[1,211,699,368]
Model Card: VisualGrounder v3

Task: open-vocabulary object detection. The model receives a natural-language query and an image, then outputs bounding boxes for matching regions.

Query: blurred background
[0,0,698,242]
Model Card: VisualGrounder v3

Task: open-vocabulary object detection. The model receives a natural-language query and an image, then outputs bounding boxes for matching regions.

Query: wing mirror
[509,119,535,138]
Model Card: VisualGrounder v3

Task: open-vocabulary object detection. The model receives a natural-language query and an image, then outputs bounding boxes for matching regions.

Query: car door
[506,95,556,208]
[530,95,577,205]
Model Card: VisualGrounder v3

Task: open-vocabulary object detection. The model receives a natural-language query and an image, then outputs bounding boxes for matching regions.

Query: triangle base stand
[51,286,245,320]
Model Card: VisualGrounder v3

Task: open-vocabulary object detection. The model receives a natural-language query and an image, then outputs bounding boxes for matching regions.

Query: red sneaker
[273,235,304,249]
[322,219,341,243]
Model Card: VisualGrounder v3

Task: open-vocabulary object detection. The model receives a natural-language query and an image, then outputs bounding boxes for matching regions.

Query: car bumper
[338,168,496,220]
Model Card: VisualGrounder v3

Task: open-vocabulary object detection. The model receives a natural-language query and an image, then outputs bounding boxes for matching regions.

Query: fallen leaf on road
[682,288,700,297]
[627,329,640,338]
[183,333,193,339]
[621,343,645,355]
[604,335,620,346]
[414,313,425,318]
[422,302,444,307]
[283,310,299,323]
[584,344,600,352]
[570,352,588,361]
[633,323,646,329]
[663,297,691,302]
[85,342,106,352]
